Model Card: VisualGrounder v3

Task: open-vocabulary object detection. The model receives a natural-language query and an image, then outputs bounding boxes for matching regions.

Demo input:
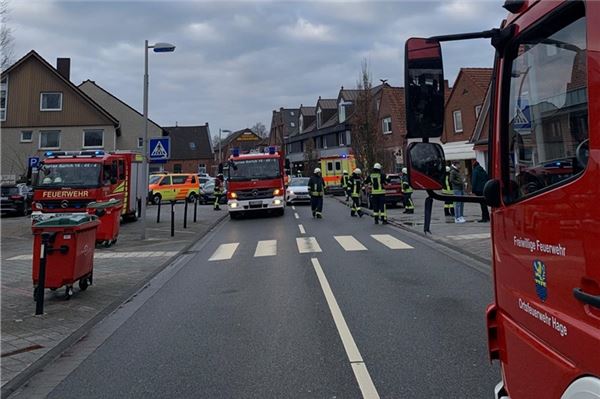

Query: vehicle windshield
[149,175,162,185]
[229,158,281,181]
[35,163,102,188]
[1,186,19,196]
[387,175,402,184]
[289,177,309,186]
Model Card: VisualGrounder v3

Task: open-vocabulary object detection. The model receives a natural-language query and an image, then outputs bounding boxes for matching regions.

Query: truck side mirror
[405,37,445,139]
[406,142,445,190]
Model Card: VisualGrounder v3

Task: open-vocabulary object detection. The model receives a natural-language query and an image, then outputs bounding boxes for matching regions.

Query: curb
[1,213,229,398]
[332,196,490,266]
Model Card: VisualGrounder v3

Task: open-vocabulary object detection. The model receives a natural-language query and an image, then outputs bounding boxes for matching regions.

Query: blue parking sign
[28,157,40,169]
[149,138,170,162]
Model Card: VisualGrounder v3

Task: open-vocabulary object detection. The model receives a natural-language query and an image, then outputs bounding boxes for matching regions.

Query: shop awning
[441,141,476,161]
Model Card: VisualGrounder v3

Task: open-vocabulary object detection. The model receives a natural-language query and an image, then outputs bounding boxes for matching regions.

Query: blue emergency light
[341,154,347,158]
[268,146,276,155]
[45,151,54,157]
[232,148,240,157]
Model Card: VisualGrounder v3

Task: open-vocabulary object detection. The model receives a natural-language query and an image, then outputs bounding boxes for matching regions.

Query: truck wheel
[79,278,89,291]
[187,193,197,203]
[152,194,162,205]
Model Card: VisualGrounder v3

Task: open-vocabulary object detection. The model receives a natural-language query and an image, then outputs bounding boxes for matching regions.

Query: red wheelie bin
[86,199,122,247]
[32,214,99,300]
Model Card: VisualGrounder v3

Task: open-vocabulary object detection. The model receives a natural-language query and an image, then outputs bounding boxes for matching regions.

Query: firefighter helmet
[373,163,382,170]
[353,168,361,175]
[314,167,321,174]
[446,166,451,172]
[343,170,348,174]
[402,167,407,174]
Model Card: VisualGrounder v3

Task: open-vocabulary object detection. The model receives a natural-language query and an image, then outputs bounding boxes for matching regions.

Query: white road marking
[208,243,239,261]
[371,234,413,250]
[448,233,491,240]
[296,237,322,253]
[334,235,367,251]
[294,212,300,219]
[292,205,296,210]
[311,258,380,399]
[298,224,306,234]
[254,240,277,257]
[6,251,179,261]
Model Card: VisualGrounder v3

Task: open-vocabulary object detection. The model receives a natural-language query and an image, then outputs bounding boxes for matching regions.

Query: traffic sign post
[148,138,171,162]
[28,157,40,169]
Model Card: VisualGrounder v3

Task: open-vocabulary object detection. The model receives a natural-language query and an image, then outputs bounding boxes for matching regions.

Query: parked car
[199,179,227,205]
[1,183,33,216]
[148,173,200,204]
[199,176,214,189]
[360,173,404,209]
[286,177,310,205]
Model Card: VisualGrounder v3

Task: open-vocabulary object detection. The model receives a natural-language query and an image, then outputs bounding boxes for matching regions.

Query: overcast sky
[8,0,506,138]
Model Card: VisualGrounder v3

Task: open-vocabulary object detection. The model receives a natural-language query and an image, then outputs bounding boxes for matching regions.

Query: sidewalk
[338,191,492,264]
[1,202,227,395]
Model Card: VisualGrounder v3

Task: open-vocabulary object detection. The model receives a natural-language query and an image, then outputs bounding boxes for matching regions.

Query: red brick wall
[443,72,488,143]
[377,86,407,171]
[163,158,214,174]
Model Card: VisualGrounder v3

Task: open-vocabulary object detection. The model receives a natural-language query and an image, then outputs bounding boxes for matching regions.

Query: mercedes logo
[60,200,69,208]
[252,190,258,197]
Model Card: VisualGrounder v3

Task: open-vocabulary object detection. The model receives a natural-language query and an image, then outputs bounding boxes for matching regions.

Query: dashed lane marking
[298,224,306,234]
[370,234,413,250]
[208,243,239,261]
[6,251,179,261]
[296,237,322,253]
[334,235,367,251]
[254,240,277,257]
[294,212,300,219]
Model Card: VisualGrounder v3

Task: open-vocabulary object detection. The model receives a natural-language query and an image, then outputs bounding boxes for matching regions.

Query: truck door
[494,4,599,395]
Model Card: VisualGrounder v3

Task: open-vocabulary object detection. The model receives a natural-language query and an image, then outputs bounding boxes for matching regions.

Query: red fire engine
[225,146,285,218]
[403,1,599,397]
[32,150,143,221]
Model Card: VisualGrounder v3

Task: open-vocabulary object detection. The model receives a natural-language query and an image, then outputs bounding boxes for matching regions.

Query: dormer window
[317,108,322,128]
[338,100,350,123]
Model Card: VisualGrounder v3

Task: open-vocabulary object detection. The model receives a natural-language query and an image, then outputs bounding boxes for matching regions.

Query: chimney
[56,58,71,80]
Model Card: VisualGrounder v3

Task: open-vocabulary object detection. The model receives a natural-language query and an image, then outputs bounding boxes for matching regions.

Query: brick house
[269,107,299,151]
[159,124,214,174]
[0,51,119,179]
[376,85,406,172]
[214,128,266,167]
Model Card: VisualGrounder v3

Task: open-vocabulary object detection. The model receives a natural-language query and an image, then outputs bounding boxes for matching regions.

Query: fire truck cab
[225,147,285,218]
[403,1,599,397]
[33,150,143,221]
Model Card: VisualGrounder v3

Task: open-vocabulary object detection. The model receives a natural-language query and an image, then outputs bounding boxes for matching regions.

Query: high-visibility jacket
[442,174,453,195]
[308,175,325,197]
[401,175,413,194]
[348,175,362,197]
[368,172,386,195]
[341,174,349,189]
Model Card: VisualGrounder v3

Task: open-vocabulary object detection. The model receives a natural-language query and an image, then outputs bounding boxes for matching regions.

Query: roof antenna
[175,121,178,127]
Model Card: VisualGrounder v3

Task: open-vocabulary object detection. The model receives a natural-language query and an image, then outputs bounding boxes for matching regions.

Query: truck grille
[236,188,274,200]
[40,200,91,210]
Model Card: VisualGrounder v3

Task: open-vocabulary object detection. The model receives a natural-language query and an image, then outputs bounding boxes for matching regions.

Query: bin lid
[87,198,122,209]
[33,214,97,227]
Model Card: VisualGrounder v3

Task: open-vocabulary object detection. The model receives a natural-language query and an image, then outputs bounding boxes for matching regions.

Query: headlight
[287,190,294,195]
[229,192,237,199]
[273,188,282,196]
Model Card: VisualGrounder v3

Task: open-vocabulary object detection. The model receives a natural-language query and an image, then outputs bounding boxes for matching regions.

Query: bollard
[193,195,198,223]
[35,234,50,315]
[170,201,175,237]
[184,199,188,229]
[157,197,162,223]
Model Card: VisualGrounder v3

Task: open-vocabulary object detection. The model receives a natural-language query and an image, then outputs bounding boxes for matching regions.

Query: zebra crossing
[208,234,413,261]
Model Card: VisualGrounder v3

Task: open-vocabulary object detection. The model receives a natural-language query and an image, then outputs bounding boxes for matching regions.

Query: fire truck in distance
[224,146,286,219]
[403,0,599,398]
[32,150,143,221]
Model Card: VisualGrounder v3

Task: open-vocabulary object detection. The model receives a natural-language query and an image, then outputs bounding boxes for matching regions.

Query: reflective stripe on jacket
[370,173,385,195]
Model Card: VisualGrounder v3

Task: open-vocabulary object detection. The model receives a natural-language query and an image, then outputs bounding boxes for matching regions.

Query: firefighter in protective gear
[348,168,364,217]
[401,167,414,214]
[365,163,388,224]
[308,167,325,218]
[214,173,224,211]
[341,170,350,202]
[442,165,454,216]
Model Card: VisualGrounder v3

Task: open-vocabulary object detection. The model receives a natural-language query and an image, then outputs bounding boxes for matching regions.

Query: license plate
[249,200,263,206]
[385,190,397,194]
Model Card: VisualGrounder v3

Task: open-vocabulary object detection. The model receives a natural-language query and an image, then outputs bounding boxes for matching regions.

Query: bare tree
[303,137,318,176]
[350,59,383,172]
[1,0,15,70]
[251,122,267,138]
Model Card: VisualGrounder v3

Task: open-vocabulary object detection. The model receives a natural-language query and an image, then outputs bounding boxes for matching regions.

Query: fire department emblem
[60,200,69,209]
[533,260,547,301]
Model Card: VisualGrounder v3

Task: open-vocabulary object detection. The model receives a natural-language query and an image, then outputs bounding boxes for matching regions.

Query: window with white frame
[317,108,322,128]
[475,104,482,119]
[338,100,350,122]
[382,117,392,134]
[299,114,304,133]
[138,137,143,148]
[20,131,33,143]
[40,130,61,149]
[453,110,463,133]
[40,92,63,111]
[0,76,7,121]
[83,129,104,148]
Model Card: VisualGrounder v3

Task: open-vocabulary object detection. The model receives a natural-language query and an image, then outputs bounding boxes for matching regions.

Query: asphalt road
[39,197,499,398]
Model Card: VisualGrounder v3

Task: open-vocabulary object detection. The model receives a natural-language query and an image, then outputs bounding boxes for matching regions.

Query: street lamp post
[141,40,175,240]
[219,129,231,165]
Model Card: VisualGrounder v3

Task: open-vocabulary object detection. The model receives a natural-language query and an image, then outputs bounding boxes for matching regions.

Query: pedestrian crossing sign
[149,137,170,162]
